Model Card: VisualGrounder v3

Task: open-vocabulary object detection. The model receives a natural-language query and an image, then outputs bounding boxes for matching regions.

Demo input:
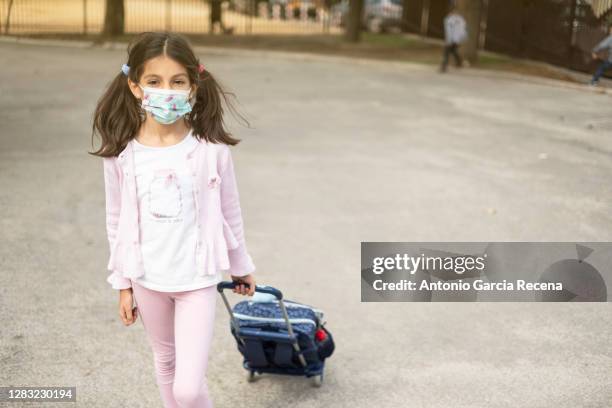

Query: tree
[456,0,483,64]
[345,0,364,42]
[4,0,15,34]
[103,0,125,38]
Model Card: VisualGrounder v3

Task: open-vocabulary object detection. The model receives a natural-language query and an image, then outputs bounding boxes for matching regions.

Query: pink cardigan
[103,137,256,290]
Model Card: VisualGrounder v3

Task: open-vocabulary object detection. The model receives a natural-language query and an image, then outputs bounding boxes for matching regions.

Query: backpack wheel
[246,370,257,382]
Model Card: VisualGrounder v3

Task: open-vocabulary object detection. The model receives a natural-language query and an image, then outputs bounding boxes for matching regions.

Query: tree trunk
[103,0,125,38]
[4,0,15,34]
[456,0,482,64]
[401,0,409,31]
[345,0,364,42]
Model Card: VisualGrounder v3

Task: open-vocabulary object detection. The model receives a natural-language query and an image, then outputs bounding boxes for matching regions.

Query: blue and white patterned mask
[138,84,194,125]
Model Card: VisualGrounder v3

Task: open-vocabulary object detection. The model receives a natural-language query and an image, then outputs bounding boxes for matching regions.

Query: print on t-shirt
[148,168,183,223]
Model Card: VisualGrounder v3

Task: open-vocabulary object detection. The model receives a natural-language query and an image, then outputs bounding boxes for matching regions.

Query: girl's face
[128,55,195,101]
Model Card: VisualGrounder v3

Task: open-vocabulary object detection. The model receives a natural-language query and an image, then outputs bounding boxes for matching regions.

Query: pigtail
[89,69,144,158]
[187,67,250,145]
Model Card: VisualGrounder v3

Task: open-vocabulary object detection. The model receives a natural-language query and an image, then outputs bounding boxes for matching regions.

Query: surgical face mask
[138,84,194,125]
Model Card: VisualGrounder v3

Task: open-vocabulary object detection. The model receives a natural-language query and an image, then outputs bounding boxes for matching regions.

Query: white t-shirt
[444,13,467,44]
[131,130,221,292]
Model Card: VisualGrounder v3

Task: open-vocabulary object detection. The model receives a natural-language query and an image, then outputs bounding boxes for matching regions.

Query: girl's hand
[119,288,138,326]
[231,274,256,296]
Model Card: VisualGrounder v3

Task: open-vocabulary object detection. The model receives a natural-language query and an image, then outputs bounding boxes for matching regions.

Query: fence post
[249,0,253,33]
[478,0,489,50]
[567,0,577,69]
[518,0,526,57]
[166,0,172,31]
[83,0,88,35]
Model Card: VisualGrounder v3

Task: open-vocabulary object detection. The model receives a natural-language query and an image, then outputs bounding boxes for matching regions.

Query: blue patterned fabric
[233,300,319,337]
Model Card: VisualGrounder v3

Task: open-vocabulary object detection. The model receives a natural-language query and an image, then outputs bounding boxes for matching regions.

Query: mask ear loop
[183,85,196,122]
[133,83,146,120]
[188,84,197,107]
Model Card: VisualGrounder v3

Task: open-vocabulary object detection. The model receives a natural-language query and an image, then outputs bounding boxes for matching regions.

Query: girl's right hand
[231,274,256,296]
[119,288,138,326]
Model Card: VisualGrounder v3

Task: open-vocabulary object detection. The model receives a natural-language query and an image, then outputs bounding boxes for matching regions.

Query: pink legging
[131,280,217,408]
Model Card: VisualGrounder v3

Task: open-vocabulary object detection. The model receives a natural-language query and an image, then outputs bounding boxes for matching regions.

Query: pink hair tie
[198,63,205,73]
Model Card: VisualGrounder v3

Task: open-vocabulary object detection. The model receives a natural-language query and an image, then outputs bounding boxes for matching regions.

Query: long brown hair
[89,31,250,158]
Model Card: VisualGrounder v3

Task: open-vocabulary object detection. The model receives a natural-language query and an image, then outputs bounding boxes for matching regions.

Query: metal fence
[572,0,612,70]
[0,0,342,35]
[399,0,445,39]
[485,0,609,73]
[486,0,575,67]
[402,0,612,73]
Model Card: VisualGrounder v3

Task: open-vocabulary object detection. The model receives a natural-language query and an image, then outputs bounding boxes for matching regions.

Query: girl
[90,31,257,408]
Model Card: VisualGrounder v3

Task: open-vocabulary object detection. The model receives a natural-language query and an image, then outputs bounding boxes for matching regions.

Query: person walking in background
[440,4,467,73]
[209,0,234,34]
[590,25,612,86]
[91,32,256,407]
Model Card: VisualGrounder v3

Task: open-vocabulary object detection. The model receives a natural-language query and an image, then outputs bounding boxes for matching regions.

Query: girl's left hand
[231,274,256,296]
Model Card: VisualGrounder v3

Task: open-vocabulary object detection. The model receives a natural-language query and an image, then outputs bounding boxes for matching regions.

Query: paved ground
[1,39,612,408]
